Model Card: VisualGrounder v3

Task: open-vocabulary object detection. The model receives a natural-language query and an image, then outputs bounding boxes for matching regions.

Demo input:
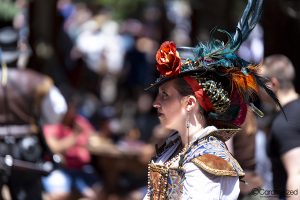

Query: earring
[186,111,190,129]
[186,111,190,145]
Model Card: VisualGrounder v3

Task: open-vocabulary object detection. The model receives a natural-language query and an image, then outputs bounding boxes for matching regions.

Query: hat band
[184,76,214,112]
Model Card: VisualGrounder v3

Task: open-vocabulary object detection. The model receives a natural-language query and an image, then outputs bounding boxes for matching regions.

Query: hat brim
[144,69,210,91]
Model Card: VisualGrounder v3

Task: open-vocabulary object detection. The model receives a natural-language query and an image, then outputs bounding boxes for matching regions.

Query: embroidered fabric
[144,126,243,200]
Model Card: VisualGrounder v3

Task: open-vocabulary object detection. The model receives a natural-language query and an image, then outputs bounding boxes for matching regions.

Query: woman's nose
[153,97,160,108]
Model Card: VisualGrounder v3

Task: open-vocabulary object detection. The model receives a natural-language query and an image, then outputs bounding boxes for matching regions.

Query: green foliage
[0,0,20,21]
[76,0,152,19]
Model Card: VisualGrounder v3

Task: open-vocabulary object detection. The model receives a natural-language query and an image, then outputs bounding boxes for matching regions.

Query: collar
[189,126,217,145]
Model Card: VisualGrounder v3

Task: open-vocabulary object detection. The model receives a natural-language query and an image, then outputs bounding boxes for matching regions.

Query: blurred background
[0,0,300,199]
[1,0,299,92]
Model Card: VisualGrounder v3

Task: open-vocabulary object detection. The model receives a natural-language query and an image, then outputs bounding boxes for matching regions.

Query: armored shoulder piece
[183,135,244,177]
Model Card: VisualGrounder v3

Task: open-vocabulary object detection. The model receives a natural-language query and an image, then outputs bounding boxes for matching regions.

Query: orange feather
[226,65,259,100]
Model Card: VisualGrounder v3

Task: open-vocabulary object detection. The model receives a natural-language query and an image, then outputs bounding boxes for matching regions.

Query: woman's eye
[162,92,168,99]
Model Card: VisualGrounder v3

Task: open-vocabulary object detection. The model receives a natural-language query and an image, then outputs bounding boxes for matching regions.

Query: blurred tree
[0,0,19,21]
[73,0,170,42]
[27,0,68,85]
[0,0,19,26]
[74,0,149,19]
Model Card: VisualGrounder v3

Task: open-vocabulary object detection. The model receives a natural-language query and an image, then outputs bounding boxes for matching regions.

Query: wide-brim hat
[145,0,283,126]
[145,46,231,90]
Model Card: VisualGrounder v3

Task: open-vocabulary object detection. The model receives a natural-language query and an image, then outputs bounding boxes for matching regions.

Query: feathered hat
[146,0,282,126]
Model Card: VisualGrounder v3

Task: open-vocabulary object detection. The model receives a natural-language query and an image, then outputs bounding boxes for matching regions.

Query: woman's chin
[160,122,172,130]
[159,118,167,127]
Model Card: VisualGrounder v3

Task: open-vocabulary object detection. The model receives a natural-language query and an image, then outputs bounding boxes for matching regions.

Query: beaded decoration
[196,77,231,114]
[146,145,186,200]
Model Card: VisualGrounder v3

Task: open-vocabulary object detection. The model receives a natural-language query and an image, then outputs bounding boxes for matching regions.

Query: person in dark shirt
[260,54,300,200]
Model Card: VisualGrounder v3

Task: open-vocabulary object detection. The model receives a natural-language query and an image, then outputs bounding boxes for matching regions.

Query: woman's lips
[157,111,163,117]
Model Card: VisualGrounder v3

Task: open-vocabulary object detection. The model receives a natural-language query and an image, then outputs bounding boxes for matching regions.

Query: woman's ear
[185,95,198,112]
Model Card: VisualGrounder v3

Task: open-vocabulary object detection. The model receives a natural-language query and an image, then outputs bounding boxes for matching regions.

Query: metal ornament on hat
[197,78,230,114]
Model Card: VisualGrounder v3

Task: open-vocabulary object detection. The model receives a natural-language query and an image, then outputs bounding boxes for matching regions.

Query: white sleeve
[182,162,240,200]
[41,86,67,124]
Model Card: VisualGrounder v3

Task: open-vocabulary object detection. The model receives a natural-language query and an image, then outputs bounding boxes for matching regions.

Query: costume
[145,126,243,200]
[268,98,300,198]
[144,0,282,199]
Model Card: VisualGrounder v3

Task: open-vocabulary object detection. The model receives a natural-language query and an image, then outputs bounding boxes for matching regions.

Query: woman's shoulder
[183,135,244,177]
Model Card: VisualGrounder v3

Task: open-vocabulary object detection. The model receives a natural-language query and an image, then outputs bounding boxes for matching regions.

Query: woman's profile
[143,0,282,199]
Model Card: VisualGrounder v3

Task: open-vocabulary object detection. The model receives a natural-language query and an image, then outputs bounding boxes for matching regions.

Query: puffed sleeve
[181,162,240,200]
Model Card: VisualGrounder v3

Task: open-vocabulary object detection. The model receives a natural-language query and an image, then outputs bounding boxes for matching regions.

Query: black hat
[0,26,19,64]
[146,0,283,126]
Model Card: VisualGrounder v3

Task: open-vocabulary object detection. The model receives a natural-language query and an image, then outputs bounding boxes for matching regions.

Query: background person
[260,54,300,200]
[0,26,67,200]
[42,92,103,200]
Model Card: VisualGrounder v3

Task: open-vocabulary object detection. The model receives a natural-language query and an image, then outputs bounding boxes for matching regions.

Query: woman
[148,77,244,199]
[143,0,282,199]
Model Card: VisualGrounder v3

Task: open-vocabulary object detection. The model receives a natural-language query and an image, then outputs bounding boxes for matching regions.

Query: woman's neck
[179,122,205,146]
[176,110,207,146]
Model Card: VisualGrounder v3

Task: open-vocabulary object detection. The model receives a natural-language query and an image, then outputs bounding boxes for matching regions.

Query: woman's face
[153,80,186,131]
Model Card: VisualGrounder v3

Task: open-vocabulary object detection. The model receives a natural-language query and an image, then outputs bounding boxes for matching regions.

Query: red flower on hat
[156,41,182,77]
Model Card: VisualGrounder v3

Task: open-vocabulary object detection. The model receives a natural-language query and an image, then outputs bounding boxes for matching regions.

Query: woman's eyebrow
[159,87,166,93]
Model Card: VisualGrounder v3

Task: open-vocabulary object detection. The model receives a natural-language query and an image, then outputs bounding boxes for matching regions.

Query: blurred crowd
[0,0,299,200]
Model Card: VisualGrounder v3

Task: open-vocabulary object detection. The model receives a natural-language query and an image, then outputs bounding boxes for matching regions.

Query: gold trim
[191,157,245,177]
[149,163,169,174]
[210,128,241,141]
[148,163,169,200]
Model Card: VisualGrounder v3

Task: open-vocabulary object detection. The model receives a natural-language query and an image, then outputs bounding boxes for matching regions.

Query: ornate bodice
[146,129,244,200]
